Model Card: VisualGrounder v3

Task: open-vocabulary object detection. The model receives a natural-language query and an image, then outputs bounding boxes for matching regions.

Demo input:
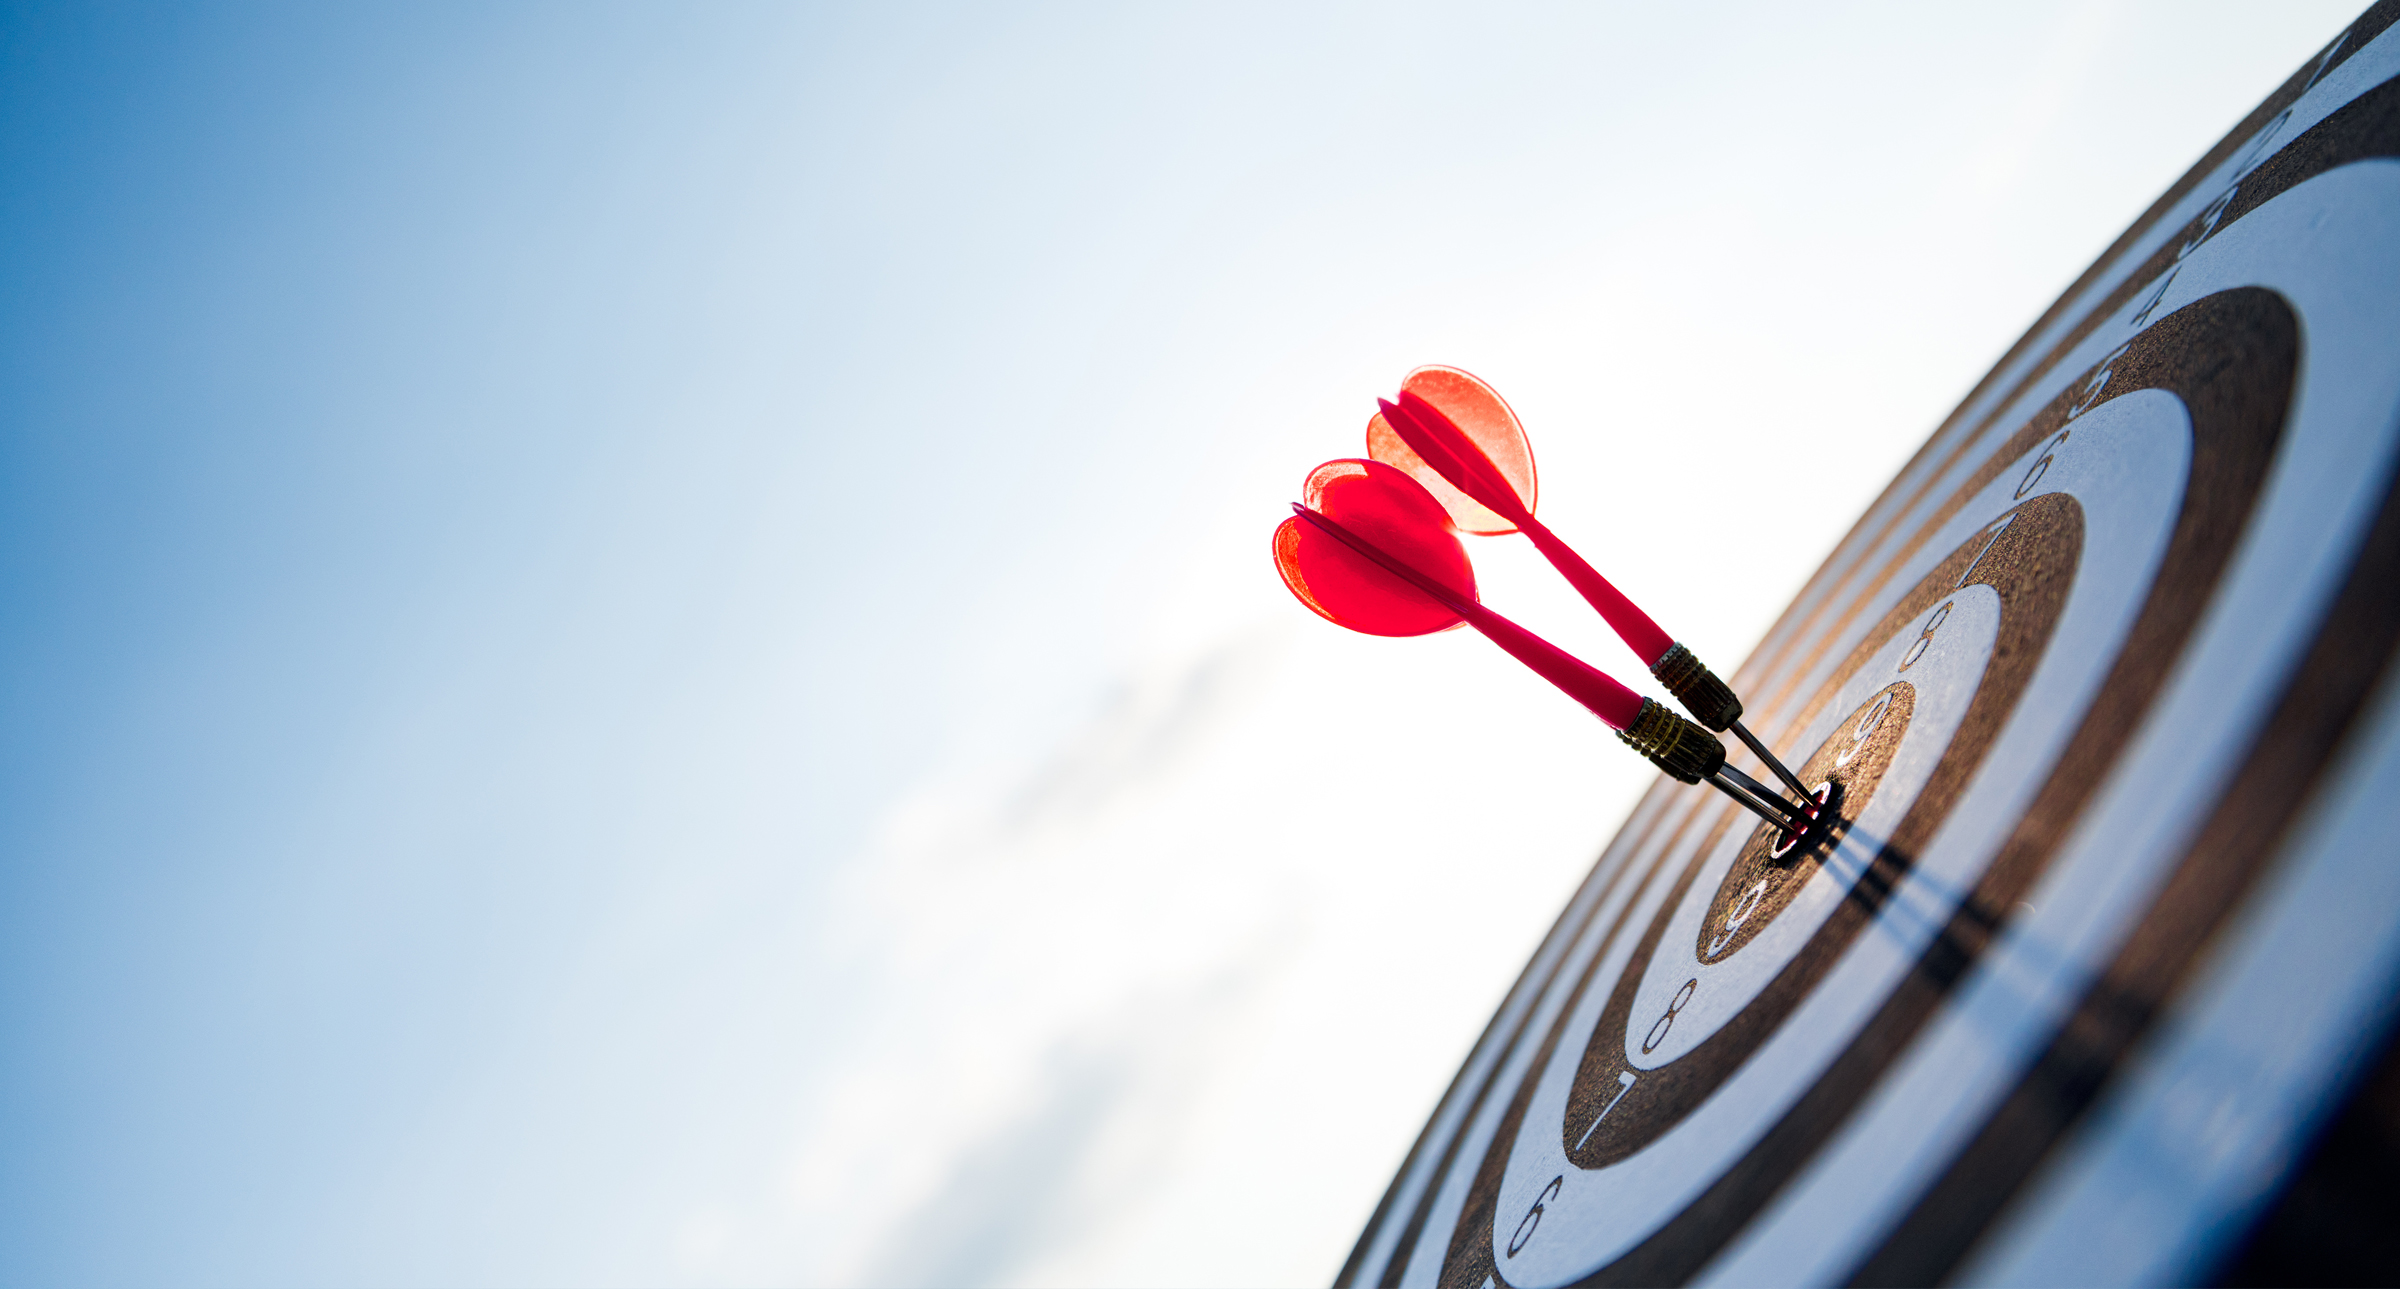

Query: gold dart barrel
[1650,641,1742,731]
[1616,697,1726,784]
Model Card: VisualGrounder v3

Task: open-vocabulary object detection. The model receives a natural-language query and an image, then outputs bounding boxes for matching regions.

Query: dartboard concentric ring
[1340,7,2400,1284]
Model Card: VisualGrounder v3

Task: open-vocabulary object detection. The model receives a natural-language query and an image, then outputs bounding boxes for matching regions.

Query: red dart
[1273,459,1811,832]
[1367,367,1815,807]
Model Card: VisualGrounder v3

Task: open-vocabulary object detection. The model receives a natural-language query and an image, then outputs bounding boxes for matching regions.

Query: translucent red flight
[1367,366,1675,666]
[1273,458,1643,731]
[1272,459,1471,637]
[1364,366,1537,536]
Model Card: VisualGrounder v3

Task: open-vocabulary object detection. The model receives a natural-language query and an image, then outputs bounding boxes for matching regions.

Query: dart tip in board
[1768,780,1839,860]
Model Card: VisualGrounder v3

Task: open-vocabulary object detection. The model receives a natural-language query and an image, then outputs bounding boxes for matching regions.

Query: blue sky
[0,3,2366,1284]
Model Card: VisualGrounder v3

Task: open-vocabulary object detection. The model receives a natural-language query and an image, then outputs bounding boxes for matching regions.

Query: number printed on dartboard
[1506,1176,1562,1260]
[1639,979,1697,1056]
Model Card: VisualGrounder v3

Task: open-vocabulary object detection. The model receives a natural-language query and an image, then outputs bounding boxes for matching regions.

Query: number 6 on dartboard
[1507,1175,1563,1258]
[2015,431,2069,499]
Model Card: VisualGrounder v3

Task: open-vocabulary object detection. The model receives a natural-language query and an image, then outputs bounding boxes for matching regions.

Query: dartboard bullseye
[1332,6,2400,1285]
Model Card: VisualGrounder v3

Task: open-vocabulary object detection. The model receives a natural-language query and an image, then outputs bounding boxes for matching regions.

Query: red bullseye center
[1770,781,1837,859]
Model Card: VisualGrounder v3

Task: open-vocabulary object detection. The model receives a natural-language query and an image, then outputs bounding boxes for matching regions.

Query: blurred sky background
[0,2,2371,1285]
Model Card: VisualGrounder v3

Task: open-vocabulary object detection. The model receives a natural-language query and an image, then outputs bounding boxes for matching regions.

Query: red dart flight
[1365,366,1814,804]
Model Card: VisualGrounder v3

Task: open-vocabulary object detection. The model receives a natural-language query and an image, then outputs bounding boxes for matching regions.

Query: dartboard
[1338,8,2400,1285]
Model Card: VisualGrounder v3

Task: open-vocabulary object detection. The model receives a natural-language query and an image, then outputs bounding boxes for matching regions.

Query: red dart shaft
[1517,515,1674,666]
[1383,393,1675,666]
[1461,591,1648,731]
[1290,504,1643,730]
